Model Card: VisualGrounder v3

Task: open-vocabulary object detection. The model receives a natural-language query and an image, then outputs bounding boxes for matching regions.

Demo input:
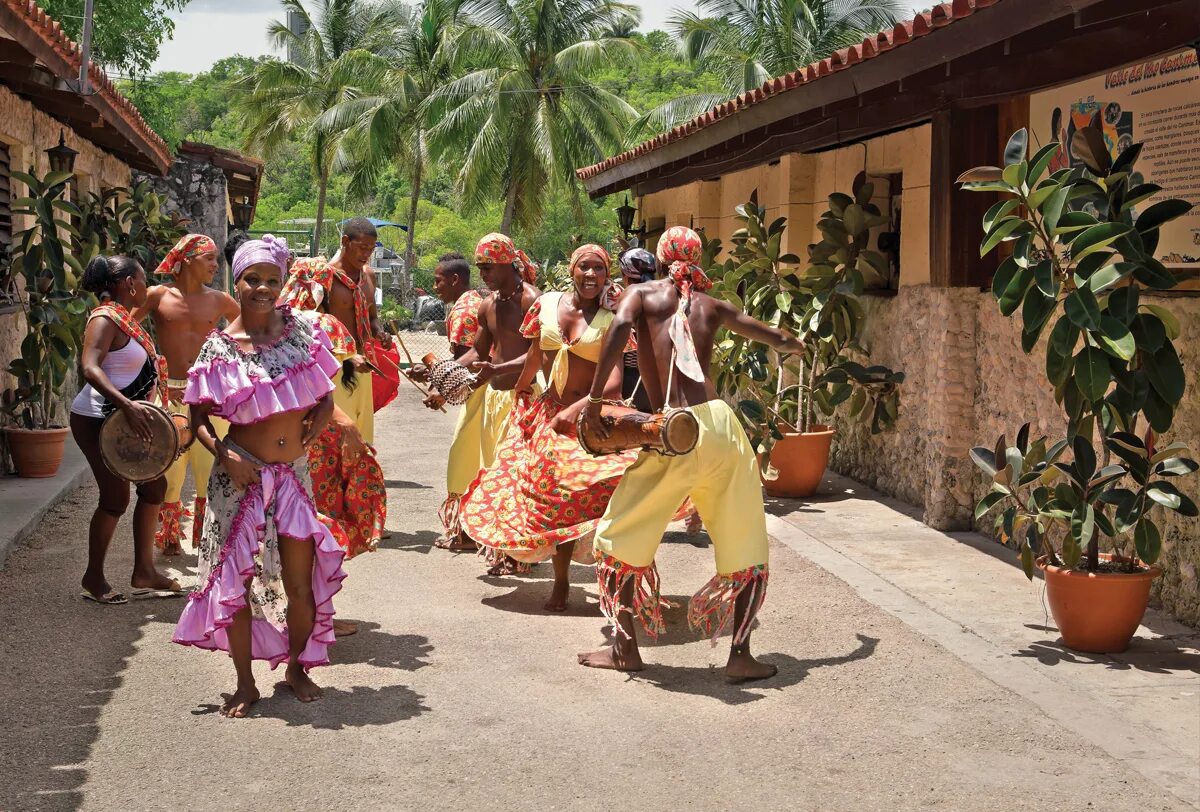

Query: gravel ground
[0,387,1188,811]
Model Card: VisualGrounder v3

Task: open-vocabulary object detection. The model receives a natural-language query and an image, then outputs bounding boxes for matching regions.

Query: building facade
[578,0,1200,624]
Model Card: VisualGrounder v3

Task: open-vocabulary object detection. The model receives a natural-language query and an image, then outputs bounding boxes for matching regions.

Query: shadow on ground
[330,622,434,671]
[377,529,440,553]
[629,633,880,705]
[192,683,432,729]
[1013,637,1200,674]
[383,479,432,490]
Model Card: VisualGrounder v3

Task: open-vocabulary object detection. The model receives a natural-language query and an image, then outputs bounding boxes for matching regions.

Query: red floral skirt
[308,422,387,559]
[460,393,637,564]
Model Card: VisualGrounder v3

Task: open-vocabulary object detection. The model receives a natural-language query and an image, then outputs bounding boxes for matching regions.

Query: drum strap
[626,345,679,412]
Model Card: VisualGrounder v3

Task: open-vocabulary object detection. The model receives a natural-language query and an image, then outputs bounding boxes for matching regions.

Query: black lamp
[45,130,78,175]
[615,195,647,241]
[232,196,254,230]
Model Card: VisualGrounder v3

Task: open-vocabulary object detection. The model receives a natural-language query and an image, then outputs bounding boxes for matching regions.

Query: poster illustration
[1030,48,1200,271]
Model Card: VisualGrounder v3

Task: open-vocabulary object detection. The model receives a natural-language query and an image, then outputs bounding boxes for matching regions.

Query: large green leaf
[1034,259,1058,296]
[1003,128,1029,166]
[1130,314,1166,353]
[1136,198,1193,234]
[1144,342,1185,404]
[1074,346,1111,401]
[1028,143,1060,184]
[1041,183,1071,232]
[1071,503,1095,545]
[1021,286,1056,347]
[1141,304,1180,339]
[990,256,1019,301]
[980,217,1027,257]
[1143,388,1175,433]
[1084,262,1129,293]
[1134,519,1161,564]
[1096,315,1136,360]
[1071,223,1131,261]
[1064,288,1101,329]
[998,265,1034,316]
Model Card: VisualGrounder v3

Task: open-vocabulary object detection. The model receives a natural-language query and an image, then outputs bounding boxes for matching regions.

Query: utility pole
[76,0,95,94]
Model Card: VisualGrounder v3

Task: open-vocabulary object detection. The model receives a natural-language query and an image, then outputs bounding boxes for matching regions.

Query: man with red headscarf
[134,233,238,555]
[578,226,803,682]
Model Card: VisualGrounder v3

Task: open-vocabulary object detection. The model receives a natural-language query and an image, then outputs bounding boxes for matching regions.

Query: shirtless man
[287,217,393,445]
[135,234,239,555]
[578,226,803,682]
[414,253,488,550]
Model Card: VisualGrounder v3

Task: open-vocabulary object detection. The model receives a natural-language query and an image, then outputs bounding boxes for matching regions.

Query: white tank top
[70,338,149,418]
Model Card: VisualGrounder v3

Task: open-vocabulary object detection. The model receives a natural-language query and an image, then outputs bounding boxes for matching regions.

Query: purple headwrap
[232,234,290,281]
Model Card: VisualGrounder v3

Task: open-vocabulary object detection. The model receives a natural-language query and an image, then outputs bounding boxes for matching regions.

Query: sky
[149,0,930,74]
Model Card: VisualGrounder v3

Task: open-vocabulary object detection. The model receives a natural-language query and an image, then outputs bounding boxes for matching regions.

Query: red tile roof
[0,0,172,173]
[577,0,1001,183]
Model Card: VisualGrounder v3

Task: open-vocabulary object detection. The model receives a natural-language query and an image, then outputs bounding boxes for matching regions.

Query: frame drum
[99,402,193,482]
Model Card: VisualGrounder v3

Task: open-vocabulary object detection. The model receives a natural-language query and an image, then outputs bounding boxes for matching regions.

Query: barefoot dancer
[458,234,541,570]
[70,256,184,604]
[420,253,486,551]
[284,218,392,445]
[135,234,239,555]
[173,236,347,717]
[578,227,802,681]
[460,245,635,611]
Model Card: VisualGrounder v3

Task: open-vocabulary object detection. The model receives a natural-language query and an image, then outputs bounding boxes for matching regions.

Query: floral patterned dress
[458,292,638,564]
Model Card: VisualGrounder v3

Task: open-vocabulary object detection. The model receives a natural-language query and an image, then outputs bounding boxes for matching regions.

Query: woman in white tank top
[69,255,182,605]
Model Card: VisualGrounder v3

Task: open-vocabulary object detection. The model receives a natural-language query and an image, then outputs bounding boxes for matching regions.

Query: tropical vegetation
[959,125,1197,577]
[117,0,905,270]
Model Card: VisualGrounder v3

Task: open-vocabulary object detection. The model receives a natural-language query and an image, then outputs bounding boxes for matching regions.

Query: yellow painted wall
[638,124,933,286]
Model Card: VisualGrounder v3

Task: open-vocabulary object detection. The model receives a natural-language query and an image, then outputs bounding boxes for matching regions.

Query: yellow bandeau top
[537,291,613,395]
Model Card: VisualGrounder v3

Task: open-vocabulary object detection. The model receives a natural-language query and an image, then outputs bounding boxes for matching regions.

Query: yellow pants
[164,401,227,503]
[595,399,769,575]
[333,368,374,445]
[446,385,488,495]
[480,386,517,471]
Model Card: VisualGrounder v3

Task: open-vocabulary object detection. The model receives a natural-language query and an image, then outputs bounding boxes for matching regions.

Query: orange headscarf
[155,234,217,278]
[475,233,538,283]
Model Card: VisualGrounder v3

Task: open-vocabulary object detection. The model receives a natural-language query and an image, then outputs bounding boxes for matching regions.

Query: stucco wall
[833,289,1200,626]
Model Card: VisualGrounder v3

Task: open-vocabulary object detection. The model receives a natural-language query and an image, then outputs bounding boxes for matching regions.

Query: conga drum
[99,402,194,482]
[577,402,699,457]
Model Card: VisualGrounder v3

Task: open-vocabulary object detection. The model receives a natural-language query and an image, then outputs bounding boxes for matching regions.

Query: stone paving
[0,387,1194,811]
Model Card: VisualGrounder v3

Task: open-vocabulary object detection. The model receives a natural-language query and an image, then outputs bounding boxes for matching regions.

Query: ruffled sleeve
[519,298,542,339]
[183,308,339,424]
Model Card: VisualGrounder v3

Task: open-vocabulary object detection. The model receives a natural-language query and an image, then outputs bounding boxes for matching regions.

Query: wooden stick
[390,330,446,413]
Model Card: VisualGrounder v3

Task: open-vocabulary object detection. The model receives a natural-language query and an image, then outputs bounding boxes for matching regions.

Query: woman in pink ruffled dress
[172,236,347,718]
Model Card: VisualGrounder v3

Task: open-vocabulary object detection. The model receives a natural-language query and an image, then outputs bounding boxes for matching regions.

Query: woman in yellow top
[459,244,635,611]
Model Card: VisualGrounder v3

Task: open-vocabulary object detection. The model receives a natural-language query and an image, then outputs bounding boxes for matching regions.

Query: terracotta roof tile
[1,0,171,172]
[577,1,995,182]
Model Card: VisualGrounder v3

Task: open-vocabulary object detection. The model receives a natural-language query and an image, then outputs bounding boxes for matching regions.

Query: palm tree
[234,0,405,248]
[317,0,468,268]
[428,0,641,234]
[634,0,904,140]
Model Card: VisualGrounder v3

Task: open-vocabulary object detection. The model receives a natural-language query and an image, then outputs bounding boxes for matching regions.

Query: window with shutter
[0,142,12,253]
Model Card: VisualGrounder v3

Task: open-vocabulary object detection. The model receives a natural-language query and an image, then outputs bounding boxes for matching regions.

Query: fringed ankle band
[688,564,768,646]
[155,501,191,551]
[438,492,463,543]
[595,553,670,640]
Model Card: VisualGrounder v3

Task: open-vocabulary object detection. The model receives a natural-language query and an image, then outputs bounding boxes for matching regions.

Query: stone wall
[134,156,229,282]
[831,287,1200,626]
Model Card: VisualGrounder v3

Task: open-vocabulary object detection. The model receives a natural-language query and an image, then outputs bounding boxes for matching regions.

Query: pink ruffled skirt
[173,445,347,669]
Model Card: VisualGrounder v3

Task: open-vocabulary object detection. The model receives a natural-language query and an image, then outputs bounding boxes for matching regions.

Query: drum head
[663,410,700,455]
[100,403,179,482]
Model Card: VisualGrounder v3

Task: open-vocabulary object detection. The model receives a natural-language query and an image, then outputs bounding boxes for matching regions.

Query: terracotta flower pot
[762,425,835,498]
[4,426,70,478]
[1037,554,1161,654]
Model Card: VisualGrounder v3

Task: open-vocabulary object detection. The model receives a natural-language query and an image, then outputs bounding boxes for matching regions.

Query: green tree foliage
[40,0,189,76]
[234,0,406,247]
[427,0,640,233]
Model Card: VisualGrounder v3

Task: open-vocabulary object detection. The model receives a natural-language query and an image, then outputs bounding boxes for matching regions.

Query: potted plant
[707,182,903,497]
[960,123,1198,652]
[2,169,89,477]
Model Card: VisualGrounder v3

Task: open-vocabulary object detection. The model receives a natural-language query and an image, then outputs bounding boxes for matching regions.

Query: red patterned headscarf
[475,232,538,283]
[655,226,710,383]
[569,244,620,311]
[155,234,217,278]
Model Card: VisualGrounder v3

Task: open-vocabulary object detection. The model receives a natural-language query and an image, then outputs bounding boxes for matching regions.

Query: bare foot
[162,541,184,557]
[577,645,644,672]
[285,663,323,702]
[333,619,358,637]
[543,581,569,612]
[220,684,260,718]
[486,556,520,576]
[725,648,778,683]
